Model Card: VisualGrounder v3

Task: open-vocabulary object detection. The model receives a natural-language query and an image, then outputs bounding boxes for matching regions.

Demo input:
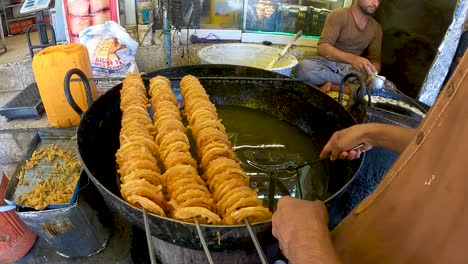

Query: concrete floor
[0,32,41,64]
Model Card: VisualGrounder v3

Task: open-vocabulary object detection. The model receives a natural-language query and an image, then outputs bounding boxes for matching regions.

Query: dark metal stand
[0,12,6,54]
[25,12,56,58]
[35,11,49,45]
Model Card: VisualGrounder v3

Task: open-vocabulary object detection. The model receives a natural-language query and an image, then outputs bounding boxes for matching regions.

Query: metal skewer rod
[194,217,214,264]
[143,208,157,264]
[244,218,268,264]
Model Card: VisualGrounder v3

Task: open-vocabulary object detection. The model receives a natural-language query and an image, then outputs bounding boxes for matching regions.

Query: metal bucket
[198,43,298,76]
[4,129,111,258]
[6,173,111,258]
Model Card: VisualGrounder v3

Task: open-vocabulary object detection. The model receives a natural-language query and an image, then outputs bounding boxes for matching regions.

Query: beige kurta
[331,52,468,263]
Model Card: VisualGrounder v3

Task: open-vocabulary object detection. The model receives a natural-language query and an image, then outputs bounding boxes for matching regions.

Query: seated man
[295,0,383,94]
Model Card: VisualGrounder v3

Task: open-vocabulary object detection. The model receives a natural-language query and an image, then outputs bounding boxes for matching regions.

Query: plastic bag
[80,21,139,96]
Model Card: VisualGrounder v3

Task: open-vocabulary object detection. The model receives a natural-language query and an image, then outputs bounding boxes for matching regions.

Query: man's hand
[272,196,341,264]
[320,124,374,161]
[351,56,377,75]
[320,123,418,161]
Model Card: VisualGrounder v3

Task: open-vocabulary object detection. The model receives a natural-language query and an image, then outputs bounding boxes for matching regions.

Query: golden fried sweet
[116,73,272,225]
[172,207,221,225]
[180,75,272,224]
[149,76,220,223]
[117,73,167,216]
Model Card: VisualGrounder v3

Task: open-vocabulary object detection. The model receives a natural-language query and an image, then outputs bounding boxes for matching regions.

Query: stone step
[0,131,36,179]
[0,58,35,93]
[0,90,21,108]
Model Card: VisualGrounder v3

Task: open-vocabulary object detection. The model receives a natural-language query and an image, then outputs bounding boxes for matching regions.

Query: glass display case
[243,0,344,36]
[184,0,344,36]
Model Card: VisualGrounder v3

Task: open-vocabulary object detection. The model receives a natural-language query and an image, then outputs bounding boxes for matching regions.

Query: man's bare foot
[320,82,351,95]
[320,82,333,93]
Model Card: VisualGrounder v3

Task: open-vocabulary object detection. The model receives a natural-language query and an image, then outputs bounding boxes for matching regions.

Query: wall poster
[63,0,119,43]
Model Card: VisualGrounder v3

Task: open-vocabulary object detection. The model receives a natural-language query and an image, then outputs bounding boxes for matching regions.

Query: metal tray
[0,82,44,120]
[5,128,81,210]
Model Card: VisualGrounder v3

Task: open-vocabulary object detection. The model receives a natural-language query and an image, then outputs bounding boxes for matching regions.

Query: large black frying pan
[65,64,363,251]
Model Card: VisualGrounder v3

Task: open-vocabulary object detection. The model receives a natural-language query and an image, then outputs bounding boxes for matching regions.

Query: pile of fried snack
[17,145,81,210]
[116,74,272,225]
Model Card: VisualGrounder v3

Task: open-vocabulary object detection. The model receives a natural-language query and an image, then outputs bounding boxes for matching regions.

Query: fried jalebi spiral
[149,76,221,224]
[172,207,222,224]
[222,206,273,225]
[116,73,167,216]
[180,75,272,225]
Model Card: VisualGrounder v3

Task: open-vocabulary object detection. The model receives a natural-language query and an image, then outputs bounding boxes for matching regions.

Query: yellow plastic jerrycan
[32,44,97,128]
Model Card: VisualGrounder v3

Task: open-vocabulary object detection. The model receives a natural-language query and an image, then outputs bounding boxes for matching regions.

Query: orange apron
[331,52,468,263]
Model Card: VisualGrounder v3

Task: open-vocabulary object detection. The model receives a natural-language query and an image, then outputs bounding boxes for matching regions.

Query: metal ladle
[248,143,364,173]
[248,143,364,199]
[266,30,303,69]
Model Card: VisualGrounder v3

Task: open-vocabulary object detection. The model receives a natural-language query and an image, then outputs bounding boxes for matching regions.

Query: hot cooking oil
[215,105,329,210]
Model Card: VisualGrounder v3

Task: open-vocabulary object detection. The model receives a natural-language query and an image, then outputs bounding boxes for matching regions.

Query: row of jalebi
[115,73,168,216]
[148,76,221,224]
[180,75,272,225]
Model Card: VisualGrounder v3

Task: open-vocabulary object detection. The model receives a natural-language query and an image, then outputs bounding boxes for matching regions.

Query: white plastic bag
[80,21,139,96]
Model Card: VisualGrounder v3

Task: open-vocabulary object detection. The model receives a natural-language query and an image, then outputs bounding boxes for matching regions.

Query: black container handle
[64,68,93,117]
[339,72,371,107]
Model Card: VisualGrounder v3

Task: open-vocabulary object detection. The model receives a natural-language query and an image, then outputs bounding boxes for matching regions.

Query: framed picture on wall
[63,0,119,43]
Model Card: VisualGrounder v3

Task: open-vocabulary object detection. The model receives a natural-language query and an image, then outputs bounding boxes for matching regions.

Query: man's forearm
[317,43,358,65]
[365,123,417,153]
[289,226,342,264]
